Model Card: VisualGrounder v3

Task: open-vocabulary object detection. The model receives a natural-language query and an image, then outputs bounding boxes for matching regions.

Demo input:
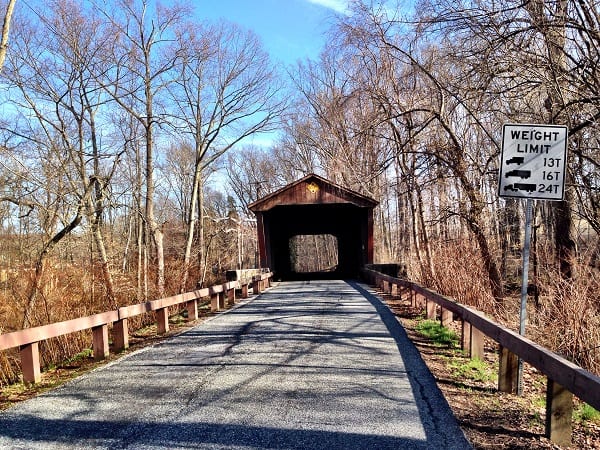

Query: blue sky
[194,0,350,65]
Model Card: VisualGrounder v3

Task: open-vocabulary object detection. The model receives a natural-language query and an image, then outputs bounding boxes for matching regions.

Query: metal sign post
[517,198,533,395]
[499,123,568,395]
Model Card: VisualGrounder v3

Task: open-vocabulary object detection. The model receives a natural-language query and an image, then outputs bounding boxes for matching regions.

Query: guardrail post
[227,286,236,306]
[20,342,41,384]
[157,307,169,334]
[112,318,129,352]
[545,378,573,446]
[461,321,484,359]
[218,291,226,309]
[397,285,405,301]
[461,320,471,352]
[416,292,426,308]
[470,326,484,359]
[210,293,220,311]
[253,277,261,295]
[186,299,198,321]
[498,345,518,394]
[92,324,109,361]
[391,283,398,297]
[426,298,436,320]
[241,283,249,299]
[441,308,452,327]
[382,280,391,294]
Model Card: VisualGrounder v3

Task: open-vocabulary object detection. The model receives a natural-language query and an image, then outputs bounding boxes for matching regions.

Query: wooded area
[0,0,599,384]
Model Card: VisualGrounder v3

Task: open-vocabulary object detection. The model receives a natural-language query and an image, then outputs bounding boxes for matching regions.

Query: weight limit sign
[498,124,568,201]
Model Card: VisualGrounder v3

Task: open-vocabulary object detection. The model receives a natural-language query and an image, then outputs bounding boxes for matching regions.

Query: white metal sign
[498,124,568,201]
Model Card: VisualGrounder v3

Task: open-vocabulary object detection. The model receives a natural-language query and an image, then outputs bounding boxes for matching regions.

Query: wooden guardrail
[362,267,600,447]
[0,270,272,386]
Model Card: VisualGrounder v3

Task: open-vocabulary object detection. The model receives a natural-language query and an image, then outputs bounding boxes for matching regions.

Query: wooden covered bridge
[249,173,378,280]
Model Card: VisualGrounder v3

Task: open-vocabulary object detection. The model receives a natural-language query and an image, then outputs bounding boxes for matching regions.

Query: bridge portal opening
[289,234,338,274]
[249,174,378,280]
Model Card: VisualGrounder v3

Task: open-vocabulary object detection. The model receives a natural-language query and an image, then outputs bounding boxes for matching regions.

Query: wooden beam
[441,308,452,327]
[156,308,169,334]
[0,311,118,350]
[112,318,129,352]
[186,300,198,321]
[210,293,220,312]
[426,299,436,320]
[92,324,109,361]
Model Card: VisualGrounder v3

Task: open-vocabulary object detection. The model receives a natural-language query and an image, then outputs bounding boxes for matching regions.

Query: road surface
[0,280,471,449]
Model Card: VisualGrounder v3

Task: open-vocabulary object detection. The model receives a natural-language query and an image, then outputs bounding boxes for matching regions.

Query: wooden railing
[362,266,600,447]
[0,270,273,386]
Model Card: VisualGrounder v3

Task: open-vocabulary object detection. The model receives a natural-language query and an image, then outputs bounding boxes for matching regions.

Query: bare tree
[0,0,121,324]
[167,20,285,292]
[0,0,17,72]
[96,0,189,298]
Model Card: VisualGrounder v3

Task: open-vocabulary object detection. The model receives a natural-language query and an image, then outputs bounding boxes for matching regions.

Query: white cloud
[306,0,350,15]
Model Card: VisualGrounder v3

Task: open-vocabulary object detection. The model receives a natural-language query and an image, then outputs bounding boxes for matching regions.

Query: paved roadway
[0,280,471,449]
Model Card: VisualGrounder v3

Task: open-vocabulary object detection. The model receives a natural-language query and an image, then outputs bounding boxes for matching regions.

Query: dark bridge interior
[249,174,378,281]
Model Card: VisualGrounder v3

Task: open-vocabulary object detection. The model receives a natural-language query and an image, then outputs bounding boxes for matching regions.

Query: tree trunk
[460,183,504,303]
[525,0,574,281]
[554,189,576,279]
[0,0,17,73]
[180,158,203,293]
[415,181,435,283]
[198,173,207,287]
[23,211,85,327]
[91,221,117,309]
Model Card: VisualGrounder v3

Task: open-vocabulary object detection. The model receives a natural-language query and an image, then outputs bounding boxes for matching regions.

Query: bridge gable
[248,174,378,212]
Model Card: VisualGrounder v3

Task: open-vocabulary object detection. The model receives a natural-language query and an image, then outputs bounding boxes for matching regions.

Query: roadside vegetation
[415,319,459,348]
[386,294,600,449]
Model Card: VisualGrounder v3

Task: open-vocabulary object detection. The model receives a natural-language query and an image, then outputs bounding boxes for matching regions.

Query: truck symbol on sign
[506,157,524,165]
[504,183,537,193]
[505,170,531,179]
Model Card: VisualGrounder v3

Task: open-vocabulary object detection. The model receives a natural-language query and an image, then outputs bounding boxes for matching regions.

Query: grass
[415,319,459,348]
[64,348,93,364]
[449,357,497,383]
[574,403,600,423]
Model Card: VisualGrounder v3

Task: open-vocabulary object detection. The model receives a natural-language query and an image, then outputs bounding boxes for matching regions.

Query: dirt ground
[382,293,600,450]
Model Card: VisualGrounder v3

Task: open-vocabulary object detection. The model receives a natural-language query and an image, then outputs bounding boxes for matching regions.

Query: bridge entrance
[249,174,378,280]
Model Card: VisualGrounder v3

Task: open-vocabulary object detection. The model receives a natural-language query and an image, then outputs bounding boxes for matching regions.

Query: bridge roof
[248,173,378,212]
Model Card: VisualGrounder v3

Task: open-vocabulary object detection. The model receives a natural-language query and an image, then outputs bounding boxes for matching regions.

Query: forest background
[0,0,599,386]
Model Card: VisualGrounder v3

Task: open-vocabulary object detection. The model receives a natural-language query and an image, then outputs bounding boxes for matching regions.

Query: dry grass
[530,262,600,374]
[410,240,600,377]
[0,261,158,387]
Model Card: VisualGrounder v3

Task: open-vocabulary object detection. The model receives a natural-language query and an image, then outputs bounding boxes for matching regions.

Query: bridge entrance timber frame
[249,174,378,280]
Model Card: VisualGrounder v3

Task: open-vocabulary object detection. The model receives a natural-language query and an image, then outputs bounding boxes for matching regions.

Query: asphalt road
[0,280,471,449]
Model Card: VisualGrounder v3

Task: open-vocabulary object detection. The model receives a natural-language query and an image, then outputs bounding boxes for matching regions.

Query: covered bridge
[248,174,378,280]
